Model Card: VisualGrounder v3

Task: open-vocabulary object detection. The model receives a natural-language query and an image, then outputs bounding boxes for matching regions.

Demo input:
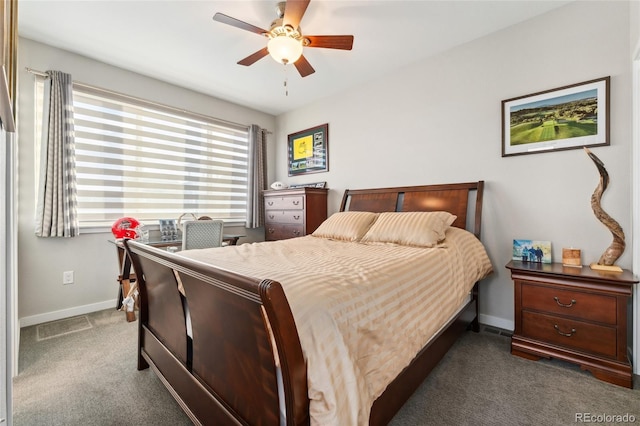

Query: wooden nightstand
[506,260,638,388]
[263,187,328,241]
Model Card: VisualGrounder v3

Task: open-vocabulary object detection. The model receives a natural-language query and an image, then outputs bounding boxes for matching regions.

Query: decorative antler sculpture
[584,147,624,272]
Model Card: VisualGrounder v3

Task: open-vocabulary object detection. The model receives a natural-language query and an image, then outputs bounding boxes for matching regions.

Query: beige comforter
[179,226,493,425]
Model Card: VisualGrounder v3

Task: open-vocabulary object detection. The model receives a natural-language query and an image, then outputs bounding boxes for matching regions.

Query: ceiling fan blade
[238,47,270,66]
[213,13,267,35]
[294,55,315,77]
[283,0,310,29]
[304,35,354,50]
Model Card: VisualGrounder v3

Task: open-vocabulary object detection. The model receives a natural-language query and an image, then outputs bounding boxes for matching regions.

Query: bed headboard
[339,181,484,239]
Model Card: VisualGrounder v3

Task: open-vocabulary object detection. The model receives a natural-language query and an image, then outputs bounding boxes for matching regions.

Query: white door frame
[1,127,8,426]
[1,127,17,426]
[633,48,640,376]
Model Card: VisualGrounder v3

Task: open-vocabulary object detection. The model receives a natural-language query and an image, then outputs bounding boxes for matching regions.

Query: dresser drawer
[521,311,617,358]
[263,188,327,242]
[265,210,304,224]
[521,282,616,325]
[265,224,304,241]
[265,196,304,210]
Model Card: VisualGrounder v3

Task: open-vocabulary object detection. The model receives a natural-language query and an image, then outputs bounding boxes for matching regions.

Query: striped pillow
[360,211,457,247]
[312,211,379,242]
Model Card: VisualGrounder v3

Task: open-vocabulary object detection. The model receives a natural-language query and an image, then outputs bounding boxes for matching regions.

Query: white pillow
[312,211,378,242]
[360,211,457,247]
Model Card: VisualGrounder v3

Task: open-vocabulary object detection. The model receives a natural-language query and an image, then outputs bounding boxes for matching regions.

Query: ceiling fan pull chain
[283,64,289,96]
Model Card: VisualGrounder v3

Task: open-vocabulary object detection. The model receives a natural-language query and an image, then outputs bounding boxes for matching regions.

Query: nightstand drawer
[265,224,304,241]
[265,196,304,210]
[521,282,616,325]
[522,311,617,358]
[266,210,304,224]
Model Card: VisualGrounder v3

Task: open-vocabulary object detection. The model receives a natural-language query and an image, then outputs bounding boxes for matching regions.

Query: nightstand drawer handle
[554,324,576,337]
[554,297,576,308]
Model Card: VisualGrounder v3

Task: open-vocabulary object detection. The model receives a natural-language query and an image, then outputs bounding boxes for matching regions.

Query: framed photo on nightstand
[513,239,551,263]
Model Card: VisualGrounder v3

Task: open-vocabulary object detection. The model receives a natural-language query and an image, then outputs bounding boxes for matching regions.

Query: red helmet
[111,217,141,240]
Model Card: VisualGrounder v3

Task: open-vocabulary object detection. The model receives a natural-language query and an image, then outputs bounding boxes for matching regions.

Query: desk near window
[111,234,244,322]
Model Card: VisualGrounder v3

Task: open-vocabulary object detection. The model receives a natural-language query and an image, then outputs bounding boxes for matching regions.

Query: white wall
[275,1,633,330]
[16,38,277,325]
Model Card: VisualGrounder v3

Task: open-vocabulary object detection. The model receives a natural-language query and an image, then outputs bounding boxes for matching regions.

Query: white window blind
[72,86,249,227]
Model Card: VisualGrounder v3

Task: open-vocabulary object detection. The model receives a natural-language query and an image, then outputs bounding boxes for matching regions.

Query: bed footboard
[124,240,309,426]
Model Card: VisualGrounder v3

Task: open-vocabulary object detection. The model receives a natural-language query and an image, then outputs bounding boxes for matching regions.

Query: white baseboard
[479,313,514,332]
[19,299,118,328]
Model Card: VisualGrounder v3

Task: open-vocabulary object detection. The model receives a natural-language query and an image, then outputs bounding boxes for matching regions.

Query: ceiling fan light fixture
[267,33,303,65]
[212,0,353,77]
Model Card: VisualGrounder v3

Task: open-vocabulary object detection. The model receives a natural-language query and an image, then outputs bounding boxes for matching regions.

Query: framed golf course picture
[501,76,609,157]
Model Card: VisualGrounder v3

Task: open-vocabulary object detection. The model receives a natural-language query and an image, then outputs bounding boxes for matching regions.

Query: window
[67,85,249,227]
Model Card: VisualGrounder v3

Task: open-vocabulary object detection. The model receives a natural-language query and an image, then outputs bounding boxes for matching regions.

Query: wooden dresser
[263,187,328,241]
[506,260,638,388]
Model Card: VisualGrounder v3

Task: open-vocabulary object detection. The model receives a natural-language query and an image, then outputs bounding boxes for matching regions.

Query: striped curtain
[35,70,79,237]
[245,125,267,228]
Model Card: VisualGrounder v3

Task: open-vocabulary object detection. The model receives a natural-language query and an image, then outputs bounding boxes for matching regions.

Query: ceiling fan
[212,0,354,77]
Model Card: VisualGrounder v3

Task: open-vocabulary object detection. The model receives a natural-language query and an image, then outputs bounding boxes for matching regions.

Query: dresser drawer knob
[292,200,300,206]
[267,201,274,206]
[292,230,300,236]
[268,214,275,219]
[268,228,274,234]
[293,215,300,220]
[553,324,576,337]
[554,296,576,308]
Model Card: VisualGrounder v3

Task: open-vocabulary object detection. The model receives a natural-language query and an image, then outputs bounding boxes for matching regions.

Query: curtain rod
[25,67,48,78]
[24,66,272,134]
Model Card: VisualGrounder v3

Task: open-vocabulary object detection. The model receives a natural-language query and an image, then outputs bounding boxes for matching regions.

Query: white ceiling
[18,0,573,116]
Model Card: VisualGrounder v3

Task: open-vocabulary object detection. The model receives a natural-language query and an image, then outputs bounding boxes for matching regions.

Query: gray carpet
[12,309,640,425]
[14,309,191,426]
[388,329,640,426]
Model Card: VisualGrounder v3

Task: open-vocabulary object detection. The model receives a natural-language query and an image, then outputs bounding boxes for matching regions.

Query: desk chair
[181,219,224,250]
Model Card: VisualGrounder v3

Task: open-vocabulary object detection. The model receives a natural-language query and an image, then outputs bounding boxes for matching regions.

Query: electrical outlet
[63,270,74,285]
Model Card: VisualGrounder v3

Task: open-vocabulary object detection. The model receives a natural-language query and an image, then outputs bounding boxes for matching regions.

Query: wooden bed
[123,181,488,425]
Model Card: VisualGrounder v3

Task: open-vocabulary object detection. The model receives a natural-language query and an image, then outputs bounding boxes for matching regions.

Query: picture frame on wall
[513,239,552,264]
[502,76,609,157]
[288,123,328,176]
